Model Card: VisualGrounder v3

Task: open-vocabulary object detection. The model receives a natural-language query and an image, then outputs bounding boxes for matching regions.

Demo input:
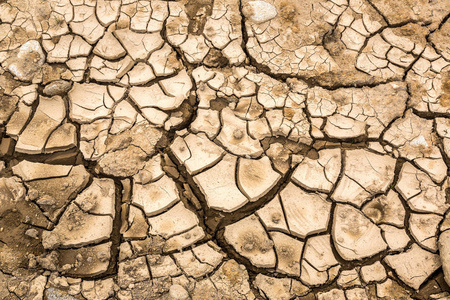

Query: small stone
[243,1,278,24]
[6,40,45,82]
[43,80,72,96]
[25,228,39,239]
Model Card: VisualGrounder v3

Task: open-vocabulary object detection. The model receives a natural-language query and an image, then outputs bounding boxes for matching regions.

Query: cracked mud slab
[0,0,449,299]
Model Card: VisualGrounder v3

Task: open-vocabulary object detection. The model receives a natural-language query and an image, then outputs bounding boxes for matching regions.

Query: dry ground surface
[0,0,450,299]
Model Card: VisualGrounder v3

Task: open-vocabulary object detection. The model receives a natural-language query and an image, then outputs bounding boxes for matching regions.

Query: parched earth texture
[1,0,450,299]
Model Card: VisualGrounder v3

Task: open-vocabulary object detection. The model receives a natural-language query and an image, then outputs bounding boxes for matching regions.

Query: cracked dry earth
[1,0,450,300]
